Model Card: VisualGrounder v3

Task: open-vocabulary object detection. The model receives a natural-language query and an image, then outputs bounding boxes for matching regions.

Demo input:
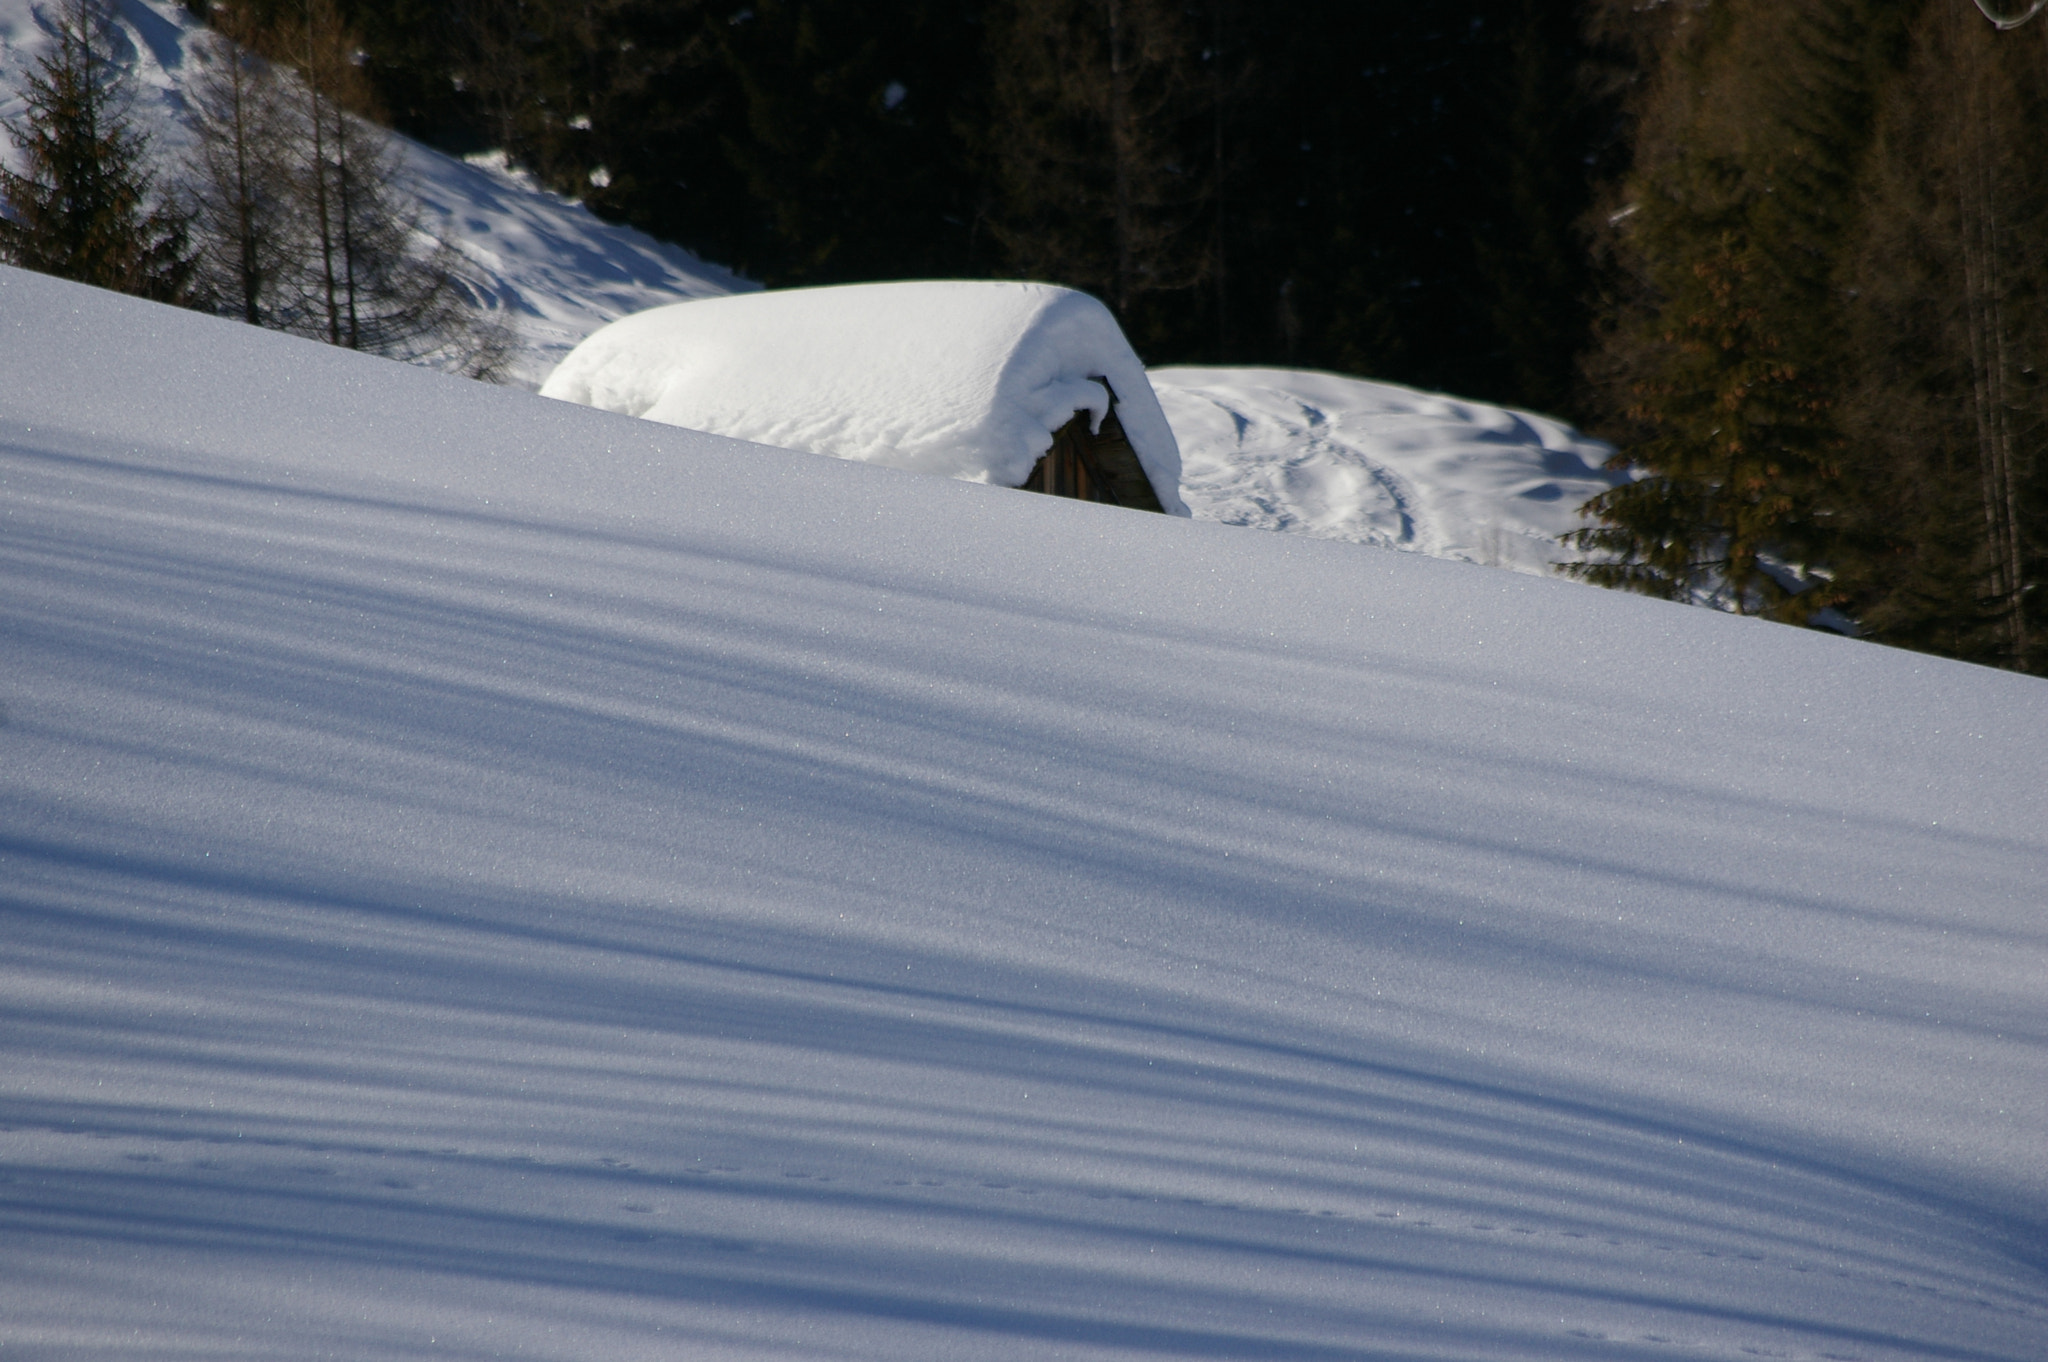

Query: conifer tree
[1838,0,2046,669]
[1475,0,1603,418]
[0,0,191,300]
[1571,0,1894,618]
[707,0,984,284]
[985,0,1212,345]
[202,0,1613,406]
[266,0,506,375]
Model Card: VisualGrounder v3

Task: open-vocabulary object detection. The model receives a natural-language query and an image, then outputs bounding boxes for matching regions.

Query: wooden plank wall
[1019,379,1166,513]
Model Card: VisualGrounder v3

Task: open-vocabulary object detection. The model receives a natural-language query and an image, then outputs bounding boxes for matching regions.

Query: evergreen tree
[986,0,1212,348]
[1475,0,1603,418]
[202,0,1613,409]
[1571,0,1896,619]
[0,0,191,300]
[707,0,986,283]
[1838,1,2047,670]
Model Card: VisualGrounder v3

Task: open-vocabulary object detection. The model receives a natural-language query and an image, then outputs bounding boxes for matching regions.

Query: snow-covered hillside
[0,0,749,389]
[5,264,2047,1359]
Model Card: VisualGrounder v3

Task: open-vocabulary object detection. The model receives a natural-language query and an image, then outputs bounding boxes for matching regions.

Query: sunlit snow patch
[540,280,1188,513]
[1153,365,1626,575]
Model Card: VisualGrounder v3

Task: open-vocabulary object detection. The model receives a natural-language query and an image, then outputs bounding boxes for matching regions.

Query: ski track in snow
[4,266,2047,1359]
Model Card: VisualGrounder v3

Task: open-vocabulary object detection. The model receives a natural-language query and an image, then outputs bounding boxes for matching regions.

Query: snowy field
[6,263,2048,1359]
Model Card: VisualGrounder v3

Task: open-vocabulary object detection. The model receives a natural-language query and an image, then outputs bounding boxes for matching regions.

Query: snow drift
[541,280,1188,514]
[1154,366,1626,574]
[5,264,2048,1359]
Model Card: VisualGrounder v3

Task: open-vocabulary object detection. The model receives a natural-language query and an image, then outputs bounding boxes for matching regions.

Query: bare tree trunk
[1955,9,2029,665]
[1107,0,1133,316]
[1210,0,1227,358]
[230,65,261,322]
[336,107,362,350]
[184,18,286,325]
[301,5,341,347]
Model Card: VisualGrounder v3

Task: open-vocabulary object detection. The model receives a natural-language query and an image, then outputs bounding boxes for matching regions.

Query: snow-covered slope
[0,0,747,389]
[1155,366,1624,574]
[5,264,2047,1360]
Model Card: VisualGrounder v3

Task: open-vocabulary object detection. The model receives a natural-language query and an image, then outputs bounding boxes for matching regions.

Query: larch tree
[266,0,506,375]
[182,6,295,324]
[0,0,191,300]
[1571,0,1896,619]
[1838,0,2046,670]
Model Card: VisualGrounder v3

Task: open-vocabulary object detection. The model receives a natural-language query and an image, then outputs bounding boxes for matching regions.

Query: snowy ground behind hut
[1153,367,1626,574]
[5,262,2048,1359]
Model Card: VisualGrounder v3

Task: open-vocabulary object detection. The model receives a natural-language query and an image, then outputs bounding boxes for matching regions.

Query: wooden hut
[1018,379,1167,513]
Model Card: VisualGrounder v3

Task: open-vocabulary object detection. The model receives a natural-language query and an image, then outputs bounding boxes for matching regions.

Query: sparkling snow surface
[5,265,2048,1360]
[0,0,748,390]
[541,281,1188,514]
[1155,366,1625,575]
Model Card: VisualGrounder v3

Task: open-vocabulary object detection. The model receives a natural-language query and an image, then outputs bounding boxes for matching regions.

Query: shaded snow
[0,0,747,390]
[1154,366,1625,575]
[414,147,748,390]
[542,281,1188,514]
[5,264,2048,1359]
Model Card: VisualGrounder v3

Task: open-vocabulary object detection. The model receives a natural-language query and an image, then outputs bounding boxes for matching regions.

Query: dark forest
[204,0,1609,413]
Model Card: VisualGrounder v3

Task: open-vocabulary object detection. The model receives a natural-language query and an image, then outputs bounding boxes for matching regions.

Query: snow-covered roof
[539,280,1189,514]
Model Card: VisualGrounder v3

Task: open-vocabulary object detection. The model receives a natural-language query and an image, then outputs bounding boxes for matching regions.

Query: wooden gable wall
[1019,379,1167,513]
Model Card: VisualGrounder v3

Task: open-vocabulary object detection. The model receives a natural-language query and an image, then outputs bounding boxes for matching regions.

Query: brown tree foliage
[1839,3,2048,668]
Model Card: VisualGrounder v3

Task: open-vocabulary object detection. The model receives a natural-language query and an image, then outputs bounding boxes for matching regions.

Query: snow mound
[0,0,748,389]
[1153,365,1625,573]
[542,280,1189,514]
